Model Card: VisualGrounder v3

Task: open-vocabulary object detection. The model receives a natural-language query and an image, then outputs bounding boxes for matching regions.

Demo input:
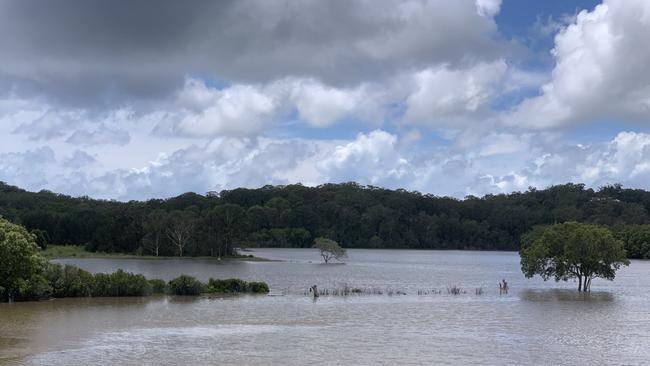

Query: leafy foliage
[168,275,204,295]
[93,269,152,296]
[148,279,167,294]
[612,224,650,259]
[0,216,43,301]
[44,263,95,297]
[520,222,630,291]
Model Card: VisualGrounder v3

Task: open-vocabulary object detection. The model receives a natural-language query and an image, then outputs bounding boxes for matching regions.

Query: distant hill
[1,181,649,257]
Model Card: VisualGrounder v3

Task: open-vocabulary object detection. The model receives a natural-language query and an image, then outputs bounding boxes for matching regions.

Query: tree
[166,210,195,257]
[520,222,629,292]
[313,237,347,264]
[613,224,650,259]
[142,210,167,256]
[0,217,43,302]
[212,204,245,257]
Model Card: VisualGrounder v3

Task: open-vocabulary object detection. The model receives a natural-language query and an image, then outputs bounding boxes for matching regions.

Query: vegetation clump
[168,275,204,296]
[168,276,271,296]
[148,279,167,294]
[93,269,152,297]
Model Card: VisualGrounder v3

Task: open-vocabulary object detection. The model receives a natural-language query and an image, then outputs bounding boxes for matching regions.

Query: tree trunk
[578,275,582,292]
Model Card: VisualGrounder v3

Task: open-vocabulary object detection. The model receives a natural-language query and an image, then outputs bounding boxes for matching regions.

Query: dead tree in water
[499,279,509,294]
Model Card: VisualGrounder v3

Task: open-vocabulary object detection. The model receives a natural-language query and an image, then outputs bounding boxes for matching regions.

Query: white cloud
[5,128,650,201]
[507,0,650,128]
[317,130,412,185]
[159,83,278,137]
[403,61,507,127]
[475,0,502,18]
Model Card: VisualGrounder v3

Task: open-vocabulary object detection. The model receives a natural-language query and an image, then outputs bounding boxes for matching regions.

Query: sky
[3,0,650,200]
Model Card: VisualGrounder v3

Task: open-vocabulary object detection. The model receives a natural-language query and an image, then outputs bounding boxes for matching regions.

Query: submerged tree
[520,222,629,292]
[313,237,347,264]
[0,217,43,302]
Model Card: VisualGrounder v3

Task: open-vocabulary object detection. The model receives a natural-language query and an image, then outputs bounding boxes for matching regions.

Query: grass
[41,245,270,261]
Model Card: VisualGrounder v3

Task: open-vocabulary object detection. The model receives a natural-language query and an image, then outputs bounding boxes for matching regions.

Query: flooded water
[1,249,649,365]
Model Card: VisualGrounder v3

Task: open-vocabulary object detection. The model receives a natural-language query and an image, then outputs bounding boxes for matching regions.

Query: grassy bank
[41,245,270,261]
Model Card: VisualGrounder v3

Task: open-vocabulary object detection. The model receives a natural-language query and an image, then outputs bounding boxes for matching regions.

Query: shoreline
[42,245,275,262]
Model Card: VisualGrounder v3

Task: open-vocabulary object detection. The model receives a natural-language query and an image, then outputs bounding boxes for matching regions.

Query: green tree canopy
[313,237,347,264]
[520,222,629,292]
[0,216,43,301]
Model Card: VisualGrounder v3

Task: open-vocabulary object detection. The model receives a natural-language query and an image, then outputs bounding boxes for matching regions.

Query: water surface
[1,249,649,365]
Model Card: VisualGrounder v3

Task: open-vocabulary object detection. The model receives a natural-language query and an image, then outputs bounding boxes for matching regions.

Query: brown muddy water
[1,249,649,365]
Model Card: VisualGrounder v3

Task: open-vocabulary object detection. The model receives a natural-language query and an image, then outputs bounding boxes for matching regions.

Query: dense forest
[1,181,650,258]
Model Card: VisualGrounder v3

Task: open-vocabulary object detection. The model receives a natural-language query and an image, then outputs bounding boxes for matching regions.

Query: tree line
[2,181,650,257]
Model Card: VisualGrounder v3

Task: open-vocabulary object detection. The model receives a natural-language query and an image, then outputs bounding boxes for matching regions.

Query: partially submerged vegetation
[13,262,270,301]
[520,222,629,292]
[303,285,488,297]
[313,237,347,263]
[0,217,269,302]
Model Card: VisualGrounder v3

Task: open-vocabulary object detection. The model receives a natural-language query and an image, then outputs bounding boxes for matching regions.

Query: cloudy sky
[2,0,650,200]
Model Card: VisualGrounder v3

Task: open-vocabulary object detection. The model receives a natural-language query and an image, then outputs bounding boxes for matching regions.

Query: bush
[148,279,167,294]
[246,281,270,294]
[205,278,270,294]
[44,263,94,298]
[92,269,151,297]
[168,275,204,295]
[206,278,246,293]
[17,275,52,301]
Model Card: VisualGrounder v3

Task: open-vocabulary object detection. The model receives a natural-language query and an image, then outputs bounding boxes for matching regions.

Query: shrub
[246,281,270,294]
[93,269,151,297]
[206,278,247,293]
[205,278,270,294]
[17,275,52,301]
[44,263,94,298]
[168,275,204,295]
[148,279,167,294]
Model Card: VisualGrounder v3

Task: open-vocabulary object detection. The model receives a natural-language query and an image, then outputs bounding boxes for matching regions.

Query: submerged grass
[446,285,465,295]
[303,285,493,297]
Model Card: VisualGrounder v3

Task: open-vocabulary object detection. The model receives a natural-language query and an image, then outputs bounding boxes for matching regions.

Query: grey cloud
[0,147,56,190]
[12,111,74,140]
[63,150,97,169]
[0,0,504,107]
[66,125,131,146]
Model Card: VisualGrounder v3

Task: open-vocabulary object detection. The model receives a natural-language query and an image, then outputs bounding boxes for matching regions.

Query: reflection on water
[1,249,649,365]
[519,289,616,302]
